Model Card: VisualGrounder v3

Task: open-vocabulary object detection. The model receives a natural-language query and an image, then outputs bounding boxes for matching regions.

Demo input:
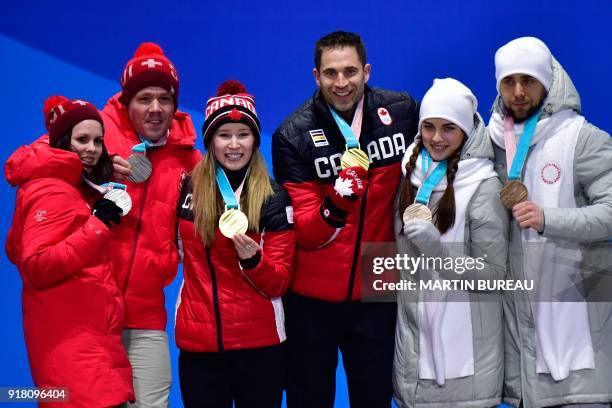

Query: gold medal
[341,147,369,171]
[219,209,249,238]
[403,203,432,223]
[500,180,528,209]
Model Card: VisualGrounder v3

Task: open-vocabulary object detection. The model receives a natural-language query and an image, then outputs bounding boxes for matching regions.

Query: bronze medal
[126,154,152,183]
[104,189,132,217]
[219,209,249,238]
[341,148,369,171]
[500,180,528,209]
[403,203,433,223]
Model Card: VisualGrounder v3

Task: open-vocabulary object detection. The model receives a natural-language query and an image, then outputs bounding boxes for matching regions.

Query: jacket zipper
[345,187,369,301]
[206,247,224,352]
[122,178,150,295]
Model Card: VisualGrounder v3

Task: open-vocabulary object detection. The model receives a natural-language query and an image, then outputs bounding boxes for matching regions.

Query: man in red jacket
[272,31,419,408]
[101,42,200,408]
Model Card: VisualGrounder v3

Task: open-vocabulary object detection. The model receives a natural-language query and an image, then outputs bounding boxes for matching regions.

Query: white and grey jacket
[393,116,509,408]
[490,59,612,408]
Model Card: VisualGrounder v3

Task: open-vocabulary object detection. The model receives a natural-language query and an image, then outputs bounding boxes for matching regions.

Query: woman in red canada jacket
[175,81,295,408]
[5,96,134,407]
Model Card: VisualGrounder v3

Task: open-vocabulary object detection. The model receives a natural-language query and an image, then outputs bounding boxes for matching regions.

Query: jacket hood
[492,58,581,119]
[5,136,83,187]
[461,112,494,160]
[103,93,197,148]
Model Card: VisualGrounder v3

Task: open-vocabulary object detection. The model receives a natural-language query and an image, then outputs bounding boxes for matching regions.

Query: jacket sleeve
[19,184,111,290]
[272,127,340,249]
[542,123,612,241]
[241,187,295,298]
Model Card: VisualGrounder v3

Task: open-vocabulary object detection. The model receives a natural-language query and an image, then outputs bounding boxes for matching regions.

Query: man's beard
[509,101,543,123]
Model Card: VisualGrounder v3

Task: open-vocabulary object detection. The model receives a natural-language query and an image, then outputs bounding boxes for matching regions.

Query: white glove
[403,219,444,257]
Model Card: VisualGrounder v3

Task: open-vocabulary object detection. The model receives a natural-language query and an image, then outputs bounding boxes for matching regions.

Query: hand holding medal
[84,179,132,217]
[330,166,368,211]
[231,233,260,260]
[111,155,132,181]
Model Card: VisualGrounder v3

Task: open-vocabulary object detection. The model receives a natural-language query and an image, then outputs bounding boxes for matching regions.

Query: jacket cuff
[541,207,565,238]
[239,250,262,270]
[320,196,348,228]
[537,210,546,235]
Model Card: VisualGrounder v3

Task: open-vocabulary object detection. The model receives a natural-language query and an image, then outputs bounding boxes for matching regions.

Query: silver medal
[127,154,152,183]
[104,189,132,216]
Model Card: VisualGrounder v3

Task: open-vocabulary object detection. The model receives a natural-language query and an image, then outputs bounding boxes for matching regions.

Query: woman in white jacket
[393,78,508,408]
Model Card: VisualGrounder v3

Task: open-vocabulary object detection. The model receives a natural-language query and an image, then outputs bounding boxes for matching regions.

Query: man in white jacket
[488,36,612,408]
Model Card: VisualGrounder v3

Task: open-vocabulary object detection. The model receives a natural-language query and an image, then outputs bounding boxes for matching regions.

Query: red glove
[329,166,368,211]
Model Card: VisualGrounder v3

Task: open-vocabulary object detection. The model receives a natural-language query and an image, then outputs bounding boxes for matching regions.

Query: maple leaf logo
[228,108,243,121]
[334,176,355,197]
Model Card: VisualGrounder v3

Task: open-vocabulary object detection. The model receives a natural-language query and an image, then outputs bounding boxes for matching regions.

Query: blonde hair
[191,149,273,247]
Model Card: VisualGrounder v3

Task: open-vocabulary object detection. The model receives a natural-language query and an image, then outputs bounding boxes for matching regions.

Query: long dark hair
[398,137,465,234]
[52,130,114,185]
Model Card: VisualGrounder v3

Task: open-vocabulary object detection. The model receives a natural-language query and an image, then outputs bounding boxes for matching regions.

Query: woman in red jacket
[175,81,295,408]
[5,96,134,407]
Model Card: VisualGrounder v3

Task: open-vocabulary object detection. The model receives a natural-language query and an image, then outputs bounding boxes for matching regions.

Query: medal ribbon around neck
[215,165,240,210]
[414,149,448,206]
[328,97,363,148]
[504,109,541,180]
[215,164,249,238]
[329,97,370,170]
[83,178,132,216]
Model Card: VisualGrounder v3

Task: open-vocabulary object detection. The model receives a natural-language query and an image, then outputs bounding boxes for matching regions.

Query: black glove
[92,198,122,228]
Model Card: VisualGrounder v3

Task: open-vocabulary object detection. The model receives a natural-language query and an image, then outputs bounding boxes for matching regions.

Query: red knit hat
[202,80,261,148]
[119,42,179,108]
[43,95,103,146]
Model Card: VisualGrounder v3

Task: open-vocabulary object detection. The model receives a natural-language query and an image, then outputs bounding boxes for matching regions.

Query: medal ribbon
[328,96,364,149]
[131,130,170,155]
[83,178,128,194]
[505,110,541,181]
[414,149,447,205]
[215,165,240,210]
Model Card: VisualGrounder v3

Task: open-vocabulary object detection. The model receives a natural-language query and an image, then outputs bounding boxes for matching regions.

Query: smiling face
[420,118,465,161]
[70,119,104,173]
[313,46,370,120]
[127,86,175,142]
[499,74,547,122]
[212,123,255,171]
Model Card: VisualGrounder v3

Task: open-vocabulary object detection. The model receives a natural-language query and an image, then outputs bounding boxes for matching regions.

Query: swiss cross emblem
[378,107,392,125]
[142,58,162,69]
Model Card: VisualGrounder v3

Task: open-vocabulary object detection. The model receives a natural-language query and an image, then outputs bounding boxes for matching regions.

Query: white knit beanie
[495,36,553,92]
[419,78,478,137]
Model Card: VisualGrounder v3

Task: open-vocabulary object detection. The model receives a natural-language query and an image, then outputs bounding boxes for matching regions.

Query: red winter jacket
[101,94,201,330]
[272,87,419,301]
[175,177,295,352]
[5,141,134,408]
